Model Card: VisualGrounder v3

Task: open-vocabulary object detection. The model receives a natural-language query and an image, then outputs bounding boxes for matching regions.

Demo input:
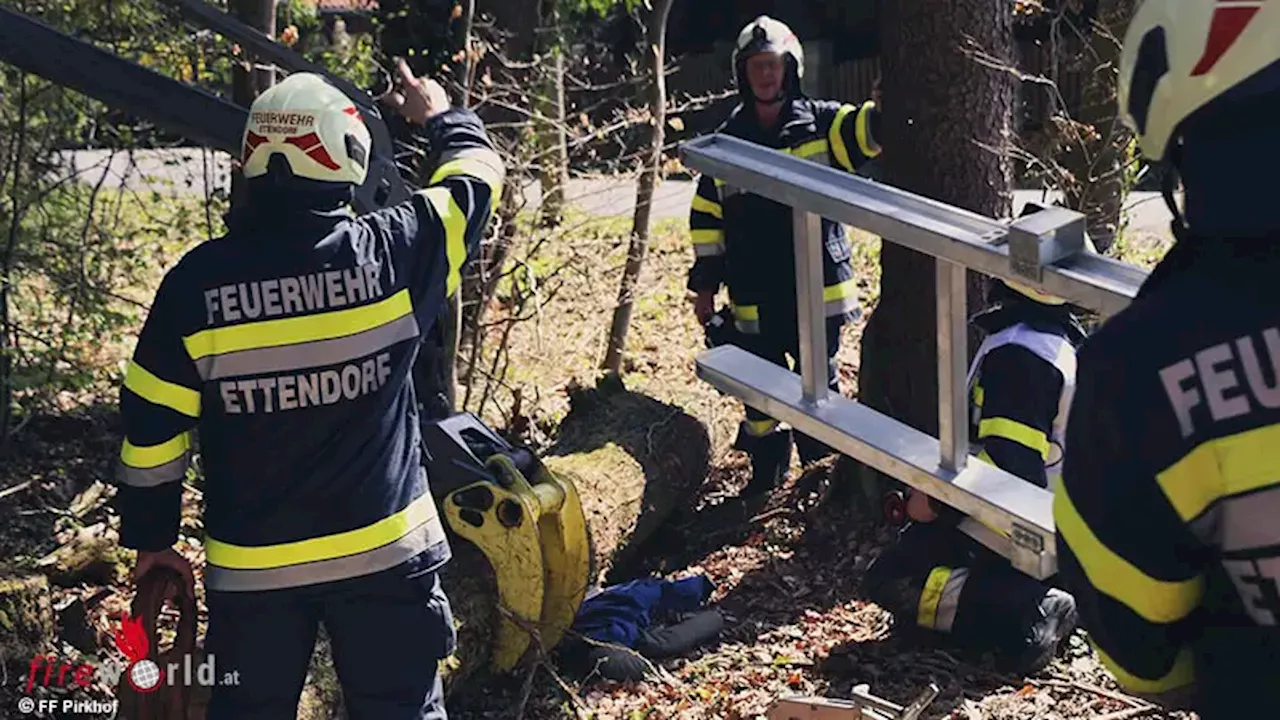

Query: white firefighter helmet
[731,15,804,98]
[241,72,372,186]
[1118,0,1280,163]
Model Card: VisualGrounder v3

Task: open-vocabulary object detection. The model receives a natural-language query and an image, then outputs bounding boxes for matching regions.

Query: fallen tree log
[435,377,712,692]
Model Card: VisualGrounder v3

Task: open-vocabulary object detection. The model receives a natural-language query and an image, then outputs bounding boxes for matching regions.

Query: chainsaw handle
[131,565,199,659]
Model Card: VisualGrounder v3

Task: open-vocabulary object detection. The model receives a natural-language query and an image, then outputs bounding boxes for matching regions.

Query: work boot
[742,429,793,498]
[1007,588,1078,676]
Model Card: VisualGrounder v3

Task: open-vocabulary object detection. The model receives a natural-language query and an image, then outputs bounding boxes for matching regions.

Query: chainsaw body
[422,412,592,673]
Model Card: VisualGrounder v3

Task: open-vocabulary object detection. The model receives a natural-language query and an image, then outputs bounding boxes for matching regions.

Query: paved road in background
[62,148,1174,238]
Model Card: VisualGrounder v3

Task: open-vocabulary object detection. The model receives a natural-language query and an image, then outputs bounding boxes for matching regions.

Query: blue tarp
[571,575,715,648]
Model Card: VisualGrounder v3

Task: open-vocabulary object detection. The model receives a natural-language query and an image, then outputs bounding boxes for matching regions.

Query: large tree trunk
[438,380,712,691]
[856,0,1014,478]
[227,0,277,211]
[1057,0,1138,254]
[603,0,674,374]
[535,0,569,229]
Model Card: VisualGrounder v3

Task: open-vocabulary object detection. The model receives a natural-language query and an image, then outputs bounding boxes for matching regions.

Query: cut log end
[0,573,55,663]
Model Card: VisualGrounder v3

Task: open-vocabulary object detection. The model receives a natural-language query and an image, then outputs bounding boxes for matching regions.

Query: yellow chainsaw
[422,412,592,673]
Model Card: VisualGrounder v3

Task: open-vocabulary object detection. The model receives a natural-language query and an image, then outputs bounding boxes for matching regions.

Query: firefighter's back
[175,198,454,592]
[1063,240,1280,713]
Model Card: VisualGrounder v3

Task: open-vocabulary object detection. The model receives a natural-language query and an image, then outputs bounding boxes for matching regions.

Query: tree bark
[857,0,1013,462]
[535,0,569,229]
[602,0,674,374]
[1057,0,1137,254]
[228,0,278,211]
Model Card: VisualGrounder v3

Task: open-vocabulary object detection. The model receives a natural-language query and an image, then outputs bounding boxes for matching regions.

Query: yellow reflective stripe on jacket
[917,566,968,633]
[978,417,1051,459]
[829,104,857,171]
[1092,641,1196,695]
[422,186,470,297]
[1156,423,1280,523]
[184,289,413,362]
[787,139,829,161]
[429,159,502,212]
[745,418,779,437]
[972,384,985,409]
[691,193,723,220]
[124,360,201,417]
[117,433,192,487]
[855,101,881,158]
[691,229,725,256]
[205,490,441,571]
[1054,484,1204,624]
[121,433,190,468]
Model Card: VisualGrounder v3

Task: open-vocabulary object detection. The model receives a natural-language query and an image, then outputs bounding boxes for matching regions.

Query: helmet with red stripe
[1119,0,1280,164]
[241,72,371,186]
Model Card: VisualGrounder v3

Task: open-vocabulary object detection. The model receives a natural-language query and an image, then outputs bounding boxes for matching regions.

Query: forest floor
[0,185,1192,720]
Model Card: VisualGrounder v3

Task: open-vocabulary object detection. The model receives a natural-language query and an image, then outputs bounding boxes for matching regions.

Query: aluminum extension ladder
[679,135,1149,580]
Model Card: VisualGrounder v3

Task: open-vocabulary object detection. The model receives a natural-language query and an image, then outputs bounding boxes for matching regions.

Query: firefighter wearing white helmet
[688,16,881,505]
[1054,2,1280,716]
[115,61,504,719]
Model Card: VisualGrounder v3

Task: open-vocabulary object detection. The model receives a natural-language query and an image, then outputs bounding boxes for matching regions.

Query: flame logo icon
[114,613,164,694]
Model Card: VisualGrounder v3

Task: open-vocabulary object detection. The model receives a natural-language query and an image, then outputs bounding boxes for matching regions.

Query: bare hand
[693,291,716,325]
[380,57,450,125]
[133,547,195,599]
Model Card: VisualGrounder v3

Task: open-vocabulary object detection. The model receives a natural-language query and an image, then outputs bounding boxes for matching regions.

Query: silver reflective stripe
[825,294,859,317]
[204,513,448,592]
[194,314,420,380]
[1189,485,1280,553]
[934,567,970,633]
[694,242,726,257]
[735,318,760,335]
[116,451,190,487]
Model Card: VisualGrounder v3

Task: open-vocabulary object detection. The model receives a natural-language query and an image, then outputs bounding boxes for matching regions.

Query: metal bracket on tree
[678,134,1150,580]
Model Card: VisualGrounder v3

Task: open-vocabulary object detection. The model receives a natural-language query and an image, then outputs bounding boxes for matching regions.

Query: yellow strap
[732,304,759,322]
[124,360,201,418]
[1054,484,1204,624]
[205,492,440,570]
[917,567,951,630]
[978,417,1050,459]
[691,193,723,220]
[120,432,190,469]
[745,418,779,437]
[184,289,414,360]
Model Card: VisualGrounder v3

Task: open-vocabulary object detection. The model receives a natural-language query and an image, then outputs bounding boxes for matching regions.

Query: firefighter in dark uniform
[861,245,1084,676]
[115,61,504,719]
[689,16,880,500]
[1055,4,1280,716]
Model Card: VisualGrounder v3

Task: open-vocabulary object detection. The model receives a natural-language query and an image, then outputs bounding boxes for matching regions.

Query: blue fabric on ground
[571,575,715,648]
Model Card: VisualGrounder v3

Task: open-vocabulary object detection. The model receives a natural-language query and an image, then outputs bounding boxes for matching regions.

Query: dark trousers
[205,554,456,720]
[732,317,843,464]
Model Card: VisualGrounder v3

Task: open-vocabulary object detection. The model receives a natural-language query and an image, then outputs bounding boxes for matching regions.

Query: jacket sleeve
[686,173,726,294]
[815,99,882,174]
[370,108,505,323]
[975,344,1063,489]
[1054,339,1203,705]
[114,268,202,552]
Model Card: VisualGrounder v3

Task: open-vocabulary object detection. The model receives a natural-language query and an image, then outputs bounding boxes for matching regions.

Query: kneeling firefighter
[690,16,881,503]
[862,204,1086,675]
